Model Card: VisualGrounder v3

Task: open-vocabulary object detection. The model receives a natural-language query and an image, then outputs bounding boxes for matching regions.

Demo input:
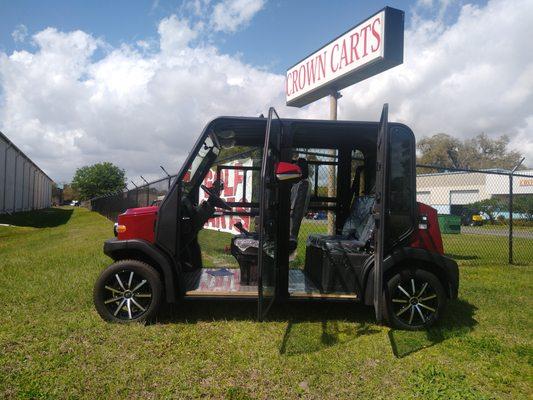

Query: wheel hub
[102,270,152,320]
[391,278,438,327]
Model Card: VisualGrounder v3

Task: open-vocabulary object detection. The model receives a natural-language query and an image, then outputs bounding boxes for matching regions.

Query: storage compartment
[303,244,363,294]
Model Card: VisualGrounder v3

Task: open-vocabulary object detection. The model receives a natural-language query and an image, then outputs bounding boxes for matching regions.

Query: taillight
[418,214,429,230]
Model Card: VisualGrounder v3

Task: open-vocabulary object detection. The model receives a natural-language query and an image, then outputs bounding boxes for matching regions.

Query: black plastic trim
[103,238,177,303]
[361,247,459,305]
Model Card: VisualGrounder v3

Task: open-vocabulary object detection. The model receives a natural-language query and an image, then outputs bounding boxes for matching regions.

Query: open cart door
[257,107,281,321]
[373,104,390,323]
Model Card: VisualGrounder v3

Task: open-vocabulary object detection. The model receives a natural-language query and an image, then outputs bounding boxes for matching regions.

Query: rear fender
[103,238,179,303]
[362,247,459,305]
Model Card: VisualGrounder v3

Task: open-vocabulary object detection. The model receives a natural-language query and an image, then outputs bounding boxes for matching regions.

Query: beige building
[416,169,533,215]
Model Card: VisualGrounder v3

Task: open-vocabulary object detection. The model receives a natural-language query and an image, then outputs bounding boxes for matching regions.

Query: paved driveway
[461,226,533,239]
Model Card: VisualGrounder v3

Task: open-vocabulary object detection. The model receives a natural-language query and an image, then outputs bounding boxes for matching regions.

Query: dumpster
[438,214,461,234]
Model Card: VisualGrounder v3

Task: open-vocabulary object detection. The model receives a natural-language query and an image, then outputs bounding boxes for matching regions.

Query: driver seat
[231,159,311,285]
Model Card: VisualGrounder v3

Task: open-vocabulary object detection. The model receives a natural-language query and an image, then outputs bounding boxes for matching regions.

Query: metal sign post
[328,91,341,234]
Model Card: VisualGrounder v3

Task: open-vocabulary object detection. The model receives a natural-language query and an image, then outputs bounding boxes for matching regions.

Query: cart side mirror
[275,162,302,183]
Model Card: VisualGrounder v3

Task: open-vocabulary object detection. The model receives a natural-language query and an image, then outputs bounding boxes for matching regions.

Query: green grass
[442,233,533,265]
[1,207,532,399]
[471,224,532,231]
[198,229,238,268]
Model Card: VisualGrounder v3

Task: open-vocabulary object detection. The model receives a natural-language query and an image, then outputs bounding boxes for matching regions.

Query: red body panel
[410,202,444,255]
[117,206,158,243]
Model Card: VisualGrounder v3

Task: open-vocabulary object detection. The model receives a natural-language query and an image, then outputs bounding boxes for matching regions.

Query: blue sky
[1,0,484,73]
[0,0,530,183]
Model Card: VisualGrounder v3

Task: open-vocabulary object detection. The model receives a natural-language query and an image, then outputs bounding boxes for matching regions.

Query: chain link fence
[89,176,175,221]
[417,165,533,266]
[87,160,532,266]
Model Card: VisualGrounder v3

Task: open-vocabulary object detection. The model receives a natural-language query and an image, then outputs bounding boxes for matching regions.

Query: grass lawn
[1,207,532,399]
[472,224,532,231]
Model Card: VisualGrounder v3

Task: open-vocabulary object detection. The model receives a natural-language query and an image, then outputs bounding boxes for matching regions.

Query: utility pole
[328,90,341,234]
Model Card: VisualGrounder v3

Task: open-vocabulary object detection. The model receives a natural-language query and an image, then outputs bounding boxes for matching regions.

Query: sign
[200,159,253,234]
[286,7,404,107]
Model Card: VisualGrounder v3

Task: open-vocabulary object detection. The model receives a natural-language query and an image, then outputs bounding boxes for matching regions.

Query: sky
[0,0,532,184]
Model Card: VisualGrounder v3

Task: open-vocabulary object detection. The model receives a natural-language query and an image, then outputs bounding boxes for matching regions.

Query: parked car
[461,211,483,226]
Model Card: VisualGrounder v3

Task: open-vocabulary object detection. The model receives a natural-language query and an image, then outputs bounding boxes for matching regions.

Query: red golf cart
[93,105,458,330]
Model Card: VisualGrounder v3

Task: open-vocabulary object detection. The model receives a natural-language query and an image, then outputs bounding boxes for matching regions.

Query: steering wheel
[201,184,232,210]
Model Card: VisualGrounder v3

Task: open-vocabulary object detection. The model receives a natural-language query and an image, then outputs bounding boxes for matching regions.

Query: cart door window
[388,126,416,244]
[374,104,390,323]
[258,108,281,321]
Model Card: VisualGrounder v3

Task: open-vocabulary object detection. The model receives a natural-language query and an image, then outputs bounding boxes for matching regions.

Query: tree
[514,195,533,222]
[72,162,126,200]
[417,133,462,169]
[62,184,80,202]
[417,133,524,170]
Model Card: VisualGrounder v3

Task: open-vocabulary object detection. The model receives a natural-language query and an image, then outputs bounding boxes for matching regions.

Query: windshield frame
[179,130,221,195]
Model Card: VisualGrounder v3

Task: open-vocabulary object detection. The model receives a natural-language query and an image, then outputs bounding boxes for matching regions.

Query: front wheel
[384,268,447,330]
[93,259,162,323]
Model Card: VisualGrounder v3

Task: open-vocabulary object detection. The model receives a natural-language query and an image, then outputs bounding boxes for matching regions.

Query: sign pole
[328,90,341,234]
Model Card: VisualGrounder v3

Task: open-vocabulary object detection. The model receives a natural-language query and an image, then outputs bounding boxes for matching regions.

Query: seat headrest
[296,158,309,179]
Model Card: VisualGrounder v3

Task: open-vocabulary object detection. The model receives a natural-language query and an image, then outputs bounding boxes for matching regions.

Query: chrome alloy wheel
[391,278,438,328]
[102,270,153,320]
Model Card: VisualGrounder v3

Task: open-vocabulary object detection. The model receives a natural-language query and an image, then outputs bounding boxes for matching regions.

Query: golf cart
[93,105,459,330]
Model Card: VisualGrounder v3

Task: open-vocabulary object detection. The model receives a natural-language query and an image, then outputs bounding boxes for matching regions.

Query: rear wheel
[93,259,162,323]
[384,268,446,330]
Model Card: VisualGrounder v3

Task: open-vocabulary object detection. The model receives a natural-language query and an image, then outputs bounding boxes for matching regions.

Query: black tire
[93,259,162,323]
[384,268,447,330]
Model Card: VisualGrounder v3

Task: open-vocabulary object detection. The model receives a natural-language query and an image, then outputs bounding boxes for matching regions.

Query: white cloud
[0,0,532,184]
[11,24,28,43]
[211,0,265,33]
[0,15,300,182]
[158,15,198,52]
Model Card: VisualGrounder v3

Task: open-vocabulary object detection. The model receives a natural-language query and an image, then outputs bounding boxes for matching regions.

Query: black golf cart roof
[208,116,414,152]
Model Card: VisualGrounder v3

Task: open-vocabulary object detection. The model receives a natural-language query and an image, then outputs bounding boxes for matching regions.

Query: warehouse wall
[0,132,53,214]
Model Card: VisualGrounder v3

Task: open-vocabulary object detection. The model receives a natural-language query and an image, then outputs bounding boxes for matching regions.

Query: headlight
[113,222,118,237]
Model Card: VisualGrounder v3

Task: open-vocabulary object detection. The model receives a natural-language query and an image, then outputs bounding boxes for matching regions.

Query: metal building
[0,131,53,214]
[417,169,533,215]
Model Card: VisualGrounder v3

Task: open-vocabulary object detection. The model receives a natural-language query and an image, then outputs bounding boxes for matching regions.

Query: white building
[416,169,533,215]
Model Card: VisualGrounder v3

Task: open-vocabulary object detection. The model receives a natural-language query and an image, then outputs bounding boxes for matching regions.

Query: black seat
[231,159,310,284]
[306,195,375,252]
[303,195,375,293]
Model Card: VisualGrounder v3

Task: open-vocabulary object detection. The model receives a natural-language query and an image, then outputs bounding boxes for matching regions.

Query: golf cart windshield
[182,132,221,193]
